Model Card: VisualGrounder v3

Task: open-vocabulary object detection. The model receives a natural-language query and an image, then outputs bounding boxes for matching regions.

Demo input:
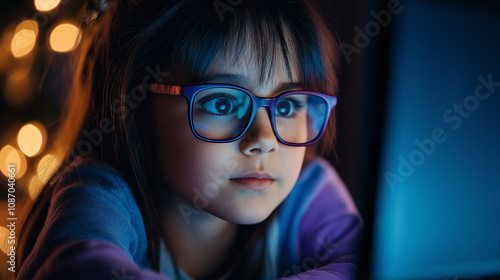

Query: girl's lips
[230,171,276,190]
[230,178,275,190]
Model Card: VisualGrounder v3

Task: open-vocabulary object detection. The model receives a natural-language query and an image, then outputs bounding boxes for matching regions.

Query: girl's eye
[198,94,237,116]
[276,98,303,117]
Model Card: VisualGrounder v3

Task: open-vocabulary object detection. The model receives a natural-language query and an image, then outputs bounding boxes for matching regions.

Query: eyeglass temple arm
[143,84,181,96]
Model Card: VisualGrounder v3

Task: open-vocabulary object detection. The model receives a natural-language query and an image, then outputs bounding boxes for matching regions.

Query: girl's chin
[210,207,274,225]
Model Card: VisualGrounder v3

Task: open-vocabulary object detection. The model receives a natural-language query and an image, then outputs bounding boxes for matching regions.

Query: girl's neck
[162,190,238,279]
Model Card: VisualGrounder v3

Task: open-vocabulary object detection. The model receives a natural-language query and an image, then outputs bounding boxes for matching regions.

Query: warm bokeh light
[18,123,46,157]
[10,20,39,58]
[0,145,27,178]
[15,20,39,36]
[34,0,61,12]
[0,226,11,254]
[37,154,60,184]
[49,23,80,52]
[29,175,43,199]
[0,145,16,175]
[11,29,36,57]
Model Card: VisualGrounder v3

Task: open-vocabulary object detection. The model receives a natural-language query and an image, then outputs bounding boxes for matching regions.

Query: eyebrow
[193,73,303,94]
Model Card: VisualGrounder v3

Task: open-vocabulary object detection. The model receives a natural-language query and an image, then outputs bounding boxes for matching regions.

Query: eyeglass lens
[191,87,328,144]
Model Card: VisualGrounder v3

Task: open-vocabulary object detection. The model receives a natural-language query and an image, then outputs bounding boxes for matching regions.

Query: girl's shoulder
[275,157,363,277]
[46,157,144,224]
[18,158,152,280]
[49,156,148,253]
[49,156,143,218]
[22,157,150,274]
[55,157,130,193]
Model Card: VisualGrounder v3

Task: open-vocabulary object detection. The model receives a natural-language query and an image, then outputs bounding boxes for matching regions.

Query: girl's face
[154,44,306,225]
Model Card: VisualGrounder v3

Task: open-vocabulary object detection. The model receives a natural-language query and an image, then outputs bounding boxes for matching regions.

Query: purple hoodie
[19,157,362,280]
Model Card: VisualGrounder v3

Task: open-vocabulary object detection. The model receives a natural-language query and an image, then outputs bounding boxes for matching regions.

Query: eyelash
[196,93,238,116]
[277,98,305,118]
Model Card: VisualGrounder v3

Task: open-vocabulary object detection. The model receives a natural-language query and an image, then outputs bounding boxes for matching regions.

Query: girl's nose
[239,108,279,156]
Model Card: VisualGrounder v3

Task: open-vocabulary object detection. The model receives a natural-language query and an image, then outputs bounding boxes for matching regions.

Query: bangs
[218,7,297,85]
[159,1,333,92]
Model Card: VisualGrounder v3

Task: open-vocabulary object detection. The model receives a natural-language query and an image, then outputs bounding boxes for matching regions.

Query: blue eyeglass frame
[147,83,337,146]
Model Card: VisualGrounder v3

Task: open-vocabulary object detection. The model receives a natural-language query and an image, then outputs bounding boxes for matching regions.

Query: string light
[29,175,43,199]
[49,23,81,52]
[10,20,39,58]
[18,123,46,157]
[37,154,60,184]
[34,0,61,12]
[15,20,39,36]
[0,145,27,178]
[0,226,11,254]
[11,30,36,58]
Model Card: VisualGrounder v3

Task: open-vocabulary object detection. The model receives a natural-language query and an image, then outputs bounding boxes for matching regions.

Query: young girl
[18,0,362,279]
